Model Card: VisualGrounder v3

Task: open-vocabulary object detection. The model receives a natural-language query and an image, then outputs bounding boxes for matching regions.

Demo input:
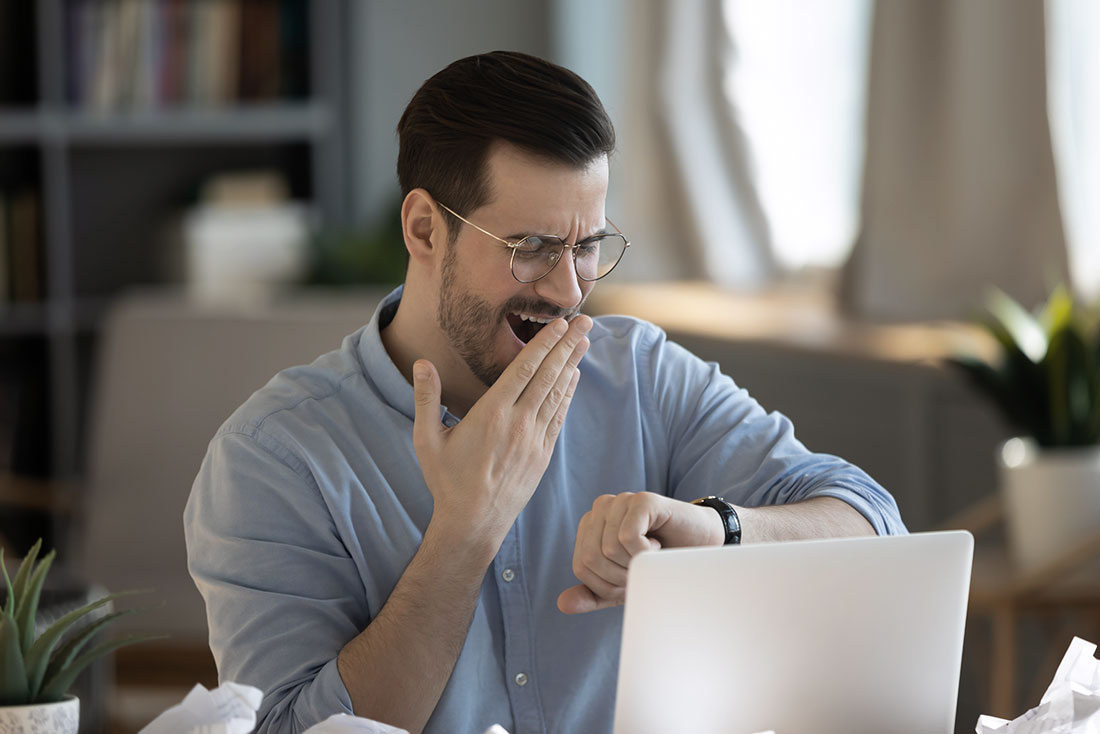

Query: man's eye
[576,242,599,257]
[515,237,560,257]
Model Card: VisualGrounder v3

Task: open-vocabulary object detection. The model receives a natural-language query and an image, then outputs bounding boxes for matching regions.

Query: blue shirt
[184,286,906,734]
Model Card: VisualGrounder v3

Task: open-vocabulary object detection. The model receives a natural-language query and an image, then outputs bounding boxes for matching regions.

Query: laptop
[612,531,973,734]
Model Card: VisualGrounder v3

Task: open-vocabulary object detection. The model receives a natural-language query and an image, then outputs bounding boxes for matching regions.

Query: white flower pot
[0,696,79,734]
[998,438,1100,572]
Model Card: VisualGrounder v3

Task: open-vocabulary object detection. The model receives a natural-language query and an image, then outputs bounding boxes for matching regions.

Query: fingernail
[552,319,568,337]
[413,362,428,382]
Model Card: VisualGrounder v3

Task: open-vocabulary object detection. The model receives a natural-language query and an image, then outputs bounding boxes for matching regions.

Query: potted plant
[0,539,154,733]
[951,285,1100,571]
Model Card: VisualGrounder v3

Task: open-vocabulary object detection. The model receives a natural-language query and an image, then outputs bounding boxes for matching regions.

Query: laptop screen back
[613,531,973,734]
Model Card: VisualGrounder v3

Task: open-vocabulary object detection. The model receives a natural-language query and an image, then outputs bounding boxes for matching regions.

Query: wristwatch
[691,496,742,545]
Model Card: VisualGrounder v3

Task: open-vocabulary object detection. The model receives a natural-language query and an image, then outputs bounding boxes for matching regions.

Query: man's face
[436,143,609,387]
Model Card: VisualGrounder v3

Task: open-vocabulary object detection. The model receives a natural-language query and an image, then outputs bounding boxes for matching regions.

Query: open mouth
[506,312,553,344]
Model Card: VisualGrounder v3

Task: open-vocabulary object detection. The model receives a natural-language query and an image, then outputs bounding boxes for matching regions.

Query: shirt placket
[494,522,547,734]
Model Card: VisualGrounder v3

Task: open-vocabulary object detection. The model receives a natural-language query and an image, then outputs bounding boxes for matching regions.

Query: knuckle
[538,369,558,392]
[516,359,538,382]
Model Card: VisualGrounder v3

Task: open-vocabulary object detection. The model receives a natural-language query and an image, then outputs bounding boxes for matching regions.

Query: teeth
[514,312,554,324]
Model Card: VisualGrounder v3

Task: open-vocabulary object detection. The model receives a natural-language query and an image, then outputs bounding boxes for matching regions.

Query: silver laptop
[613,531,973,734]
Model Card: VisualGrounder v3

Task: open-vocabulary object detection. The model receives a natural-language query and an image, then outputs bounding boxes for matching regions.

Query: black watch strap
[691,496,742,545]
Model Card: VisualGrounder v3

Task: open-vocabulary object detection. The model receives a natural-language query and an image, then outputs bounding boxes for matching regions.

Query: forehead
[478,142,609,228]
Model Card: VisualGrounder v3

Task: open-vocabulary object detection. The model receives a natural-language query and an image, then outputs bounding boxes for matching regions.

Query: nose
[533,245,585,310]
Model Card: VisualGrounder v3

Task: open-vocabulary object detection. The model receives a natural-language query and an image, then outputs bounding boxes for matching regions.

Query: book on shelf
[67,0,308,112]
[0,189,43,304]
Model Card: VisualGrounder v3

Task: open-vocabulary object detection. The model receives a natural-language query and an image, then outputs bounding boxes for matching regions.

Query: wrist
[689,496,742,545]
[423,513,505,568]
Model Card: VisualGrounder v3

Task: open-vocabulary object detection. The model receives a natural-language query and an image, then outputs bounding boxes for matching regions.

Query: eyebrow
[503,225,612,242]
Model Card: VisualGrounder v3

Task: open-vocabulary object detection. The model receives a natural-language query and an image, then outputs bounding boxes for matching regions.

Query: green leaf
[39,634,163,702]
[29,605,151,700]
[7,539,41,617]
[0,612,29,705]
[25,589,145,688]
[1040,283,1075,338]
[987,288,1047,362]
[1,548,11,618]
[14,550,54,655]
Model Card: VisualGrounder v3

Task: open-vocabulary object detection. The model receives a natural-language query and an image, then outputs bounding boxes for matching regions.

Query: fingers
[491,317,570,404]
[544,369,580,446]
[518,315,592,411]
[535,337,587,431]
[411,360,442,456]
[566,493,666,614]
[493,315,592,408]
[571,496,632,603]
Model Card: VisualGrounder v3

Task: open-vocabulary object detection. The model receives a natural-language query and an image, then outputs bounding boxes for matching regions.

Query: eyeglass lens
[511,235,628,283]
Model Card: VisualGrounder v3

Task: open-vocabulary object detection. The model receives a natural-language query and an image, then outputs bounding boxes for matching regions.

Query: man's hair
[397,51,616,241]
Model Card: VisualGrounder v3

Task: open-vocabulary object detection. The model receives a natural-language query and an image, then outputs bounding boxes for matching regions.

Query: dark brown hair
[397,51,616,241]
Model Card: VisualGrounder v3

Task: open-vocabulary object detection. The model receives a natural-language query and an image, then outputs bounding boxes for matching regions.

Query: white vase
[0,696,79,734]
[998,438,1100,572]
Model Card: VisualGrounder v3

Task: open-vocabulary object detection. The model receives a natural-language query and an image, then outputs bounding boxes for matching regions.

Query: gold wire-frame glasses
[436,201,630,284]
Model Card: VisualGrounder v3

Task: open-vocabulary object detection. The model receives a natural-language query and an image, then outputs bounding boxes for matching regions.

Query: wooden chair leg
[991,606,1017,718]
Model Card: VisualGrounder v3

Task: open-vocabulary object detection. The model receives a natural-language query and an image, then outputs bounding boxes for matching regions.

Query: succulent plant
[0,539,155,705]
[950,285,1100,447]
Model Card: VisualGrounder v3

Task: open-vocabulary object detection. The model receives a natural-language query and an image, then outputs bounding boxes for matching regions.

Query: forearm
[736,496,875,544]
[336,520,499,733]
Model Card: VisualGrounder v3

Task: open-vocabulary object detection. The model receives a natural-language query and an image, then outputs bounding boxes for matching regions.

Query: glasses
[436,201,630,283]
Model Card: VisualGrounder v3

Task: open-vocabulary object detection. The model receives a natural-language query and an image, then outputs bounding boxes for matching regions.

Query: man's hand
[557,491,724,614]
[413,315,592,550]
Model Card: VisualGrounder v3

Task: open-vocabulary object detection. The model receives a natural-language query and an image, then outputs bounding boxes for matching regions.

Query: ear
[401,189,446,267]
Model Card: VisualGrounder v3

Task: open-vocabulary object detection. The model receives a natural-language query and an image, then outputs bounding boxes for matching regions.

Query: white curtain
[722,0,874,272]
[1046,0,1100,303]
[841,0,1068,321]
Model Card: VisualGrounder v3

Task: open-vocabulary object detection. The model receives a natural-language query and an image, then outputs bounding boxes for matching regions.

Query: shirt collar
[358,285,456,425]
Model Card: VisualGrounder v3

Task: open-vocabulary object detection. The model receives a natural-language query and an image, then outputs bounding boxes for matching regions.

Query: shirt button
[514,672,528,687]
[501,568,515,582]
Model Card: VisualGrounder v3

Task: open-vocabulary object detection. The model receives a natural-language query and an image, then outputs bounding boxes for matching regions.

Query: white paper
[135,680,522,734]
[976,637,1100,733]
[301,713,409,733]
[138,682,263,734]
[300,716,511,734]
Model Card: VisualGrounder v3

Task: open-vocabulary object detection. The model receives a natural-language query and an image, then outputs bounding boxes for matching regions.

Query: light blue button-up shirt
[184,286,906,734]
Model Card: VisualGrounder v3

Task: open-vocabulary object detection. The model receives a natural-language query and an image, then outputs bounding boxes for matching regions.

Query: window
[722,0,874,273]
[1047,0,1100,301]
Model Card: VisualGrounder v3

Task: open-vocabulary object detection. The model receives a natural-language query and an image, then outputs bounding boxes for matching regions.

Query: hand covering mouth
[506,310,575,343]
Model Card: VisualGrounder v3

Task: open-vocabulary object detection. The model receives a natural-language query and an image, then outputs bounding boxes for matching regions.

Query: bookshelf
[0,0,351,515]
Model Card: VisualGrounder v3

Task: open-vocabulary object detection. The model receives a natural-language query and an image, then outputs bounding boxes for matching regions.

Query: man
[185,51,905,734]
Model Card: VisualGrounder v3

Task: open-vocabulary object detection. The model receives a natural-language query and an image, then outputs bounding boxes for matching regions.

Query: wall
[349,0,552,229]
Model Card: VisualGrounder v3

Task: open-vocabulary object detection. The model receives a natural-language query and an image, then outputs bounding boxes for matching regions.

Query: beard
[437,244,581,387]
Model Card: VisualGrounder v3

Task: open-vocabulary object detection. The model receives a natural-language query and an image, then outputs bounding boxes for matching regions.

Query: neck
[380,293,487,419]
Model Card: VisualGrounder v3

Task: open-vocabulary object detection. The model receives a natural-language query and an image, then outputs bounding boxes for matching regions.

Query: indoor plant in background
[951,285,1100,572]
[0,539,153,733]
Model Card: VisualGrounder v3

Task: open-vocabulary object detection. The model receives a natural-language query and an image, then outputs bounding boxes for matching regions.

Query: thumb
[412,359,443,452]
[557,584,622,615]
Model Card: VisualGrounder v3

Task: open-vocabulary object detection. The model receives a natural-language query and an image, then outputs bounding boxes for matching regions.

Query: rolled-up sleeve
[643,330,907,536]
[184,426,361,733]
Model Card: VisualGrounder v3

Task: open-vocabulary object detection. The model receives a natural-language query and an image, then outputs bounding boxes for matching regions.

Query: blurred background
[1,0,1098,730]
